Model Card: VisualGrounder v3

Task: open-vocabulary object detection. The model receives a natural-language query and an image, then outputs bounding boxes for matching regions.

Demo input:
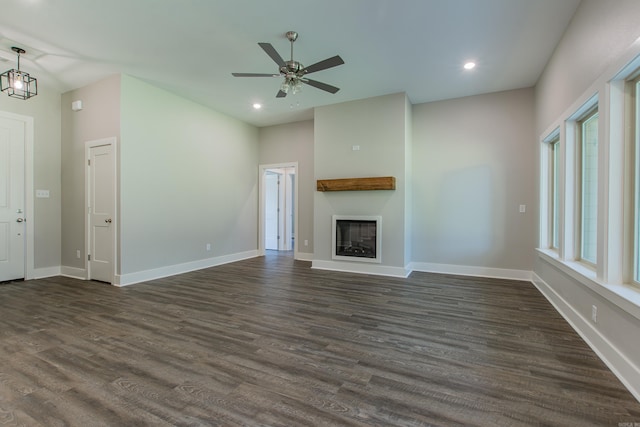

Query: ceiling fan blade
[232,72,280,77]
[258,42,286,67]
[302,78,340,94]
[276,90,287,98]
[303,55,344,74]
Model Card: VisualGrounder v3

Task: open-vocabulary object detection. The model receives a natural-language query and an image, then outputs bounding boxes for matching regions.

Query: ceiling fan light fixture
[292,79,302,94]
[0,47,38,100]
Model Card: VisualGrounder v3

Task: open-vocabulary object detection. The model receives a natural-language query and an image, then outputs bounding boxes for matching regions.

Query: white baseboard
[33,266,61,279]
[295,252,313,262]
[410,261,532,281]
[311,260,411,278]
[532,272,640,403]
[114,250,259,287]
[60,266,87,280]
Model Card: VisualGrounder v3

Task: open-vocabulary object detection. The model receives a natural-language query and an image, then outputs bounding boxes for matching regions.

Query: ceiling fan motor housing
[281,60,305,78]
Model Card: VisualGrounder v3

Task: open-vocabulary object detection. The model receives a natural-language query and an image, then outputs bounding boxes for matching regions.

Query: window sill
[536,248,640,322]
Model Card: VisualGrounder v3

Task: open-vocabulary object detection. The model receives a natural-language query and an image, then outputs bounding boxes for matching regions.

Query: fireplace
[332,215,381,263]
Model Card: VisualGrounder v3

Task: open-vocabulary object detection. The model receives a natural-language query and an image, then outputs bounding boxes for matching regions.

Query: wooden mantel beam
[316,176,396,192]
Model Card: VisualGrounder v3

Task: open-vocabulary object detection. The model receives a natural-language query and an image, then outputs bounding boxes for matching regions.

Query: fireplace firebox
[332,215,381,263]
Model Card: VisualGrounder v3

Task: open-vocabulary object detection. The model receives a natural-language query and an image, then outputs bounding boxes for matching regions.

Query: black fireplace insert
[335,219,377,259]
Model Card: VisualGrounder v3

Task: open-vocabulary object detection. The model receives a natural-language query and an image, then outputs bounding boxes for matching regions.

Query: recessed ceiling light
[464,61,476,70]
[252,103,262,110]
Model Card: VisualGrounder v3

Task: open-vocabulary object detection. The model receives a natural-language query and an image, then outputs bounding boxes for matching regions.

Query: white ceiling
[0,0,581,127]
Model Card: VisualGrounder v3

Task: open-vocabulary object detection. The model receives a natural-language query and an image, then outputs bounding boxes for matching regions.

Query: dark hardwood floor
[1,252,639,426]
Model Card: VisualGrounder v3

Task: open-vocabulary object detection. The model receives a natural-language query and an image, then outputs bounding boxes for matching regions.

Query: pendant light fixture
[1,47,38,100]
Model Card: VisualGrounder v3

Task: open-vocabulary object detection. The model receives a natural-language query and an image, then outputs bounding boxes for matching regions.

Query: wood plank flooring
[1,252,639,426]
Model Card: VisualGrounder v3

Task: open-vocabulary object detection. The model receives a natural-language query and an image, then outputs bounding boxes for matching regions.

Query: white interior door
[87,140,115,283]
[265,171,280,250]
[0,116,25,282]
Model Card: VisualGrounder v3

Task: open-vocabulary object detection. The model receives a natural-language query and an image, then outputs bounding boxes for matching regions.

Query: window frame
[631,77,640,286]
[551,137,561,250]
[541,130,561,252]
[576,107,599,267]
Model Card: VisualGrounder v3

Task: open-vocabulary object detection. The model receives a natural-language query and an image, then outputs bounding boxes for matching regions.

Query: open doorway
[259,163,298,257]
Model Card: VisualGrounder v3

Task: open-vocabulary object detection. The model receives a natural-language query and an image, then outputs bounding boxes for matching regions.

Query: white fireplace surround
[332,215,382,264]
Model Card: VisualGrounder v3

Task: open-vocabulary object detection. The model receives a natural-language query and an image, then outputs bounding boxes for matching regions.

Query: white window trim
[540,129,560,252]
[579,109,599,267]
[567,96,599,270]
[606,78,629,285]
[634,79,640,286]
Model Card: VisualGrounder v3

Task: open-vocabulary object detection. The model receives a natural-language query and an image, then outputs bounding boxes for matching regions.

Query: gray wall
[314,93,410,273]
[412,88,536,271]
[0,82,61,271]
[258,120,314,257]
[61,74,121,271]
[119,75,259,276]
[534,0,640,399]
[60,74,259,281]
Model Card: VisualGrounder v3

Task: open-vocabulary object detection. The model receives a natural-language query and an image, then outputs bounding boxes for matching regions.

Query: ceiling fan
[232,31,344,98]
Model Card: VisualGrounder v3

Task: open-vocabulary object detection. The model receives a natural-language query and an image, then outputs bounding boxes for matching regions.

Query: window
[579,109,598,265]
[634,79,640,284]
[543,131,560,251]
[551,137,560,249]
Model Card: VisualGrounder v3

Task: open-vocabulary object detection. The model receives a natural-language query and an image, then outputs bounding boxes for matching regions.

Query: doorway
[0,111,34,282]
[259,163,298,257]
[86,137,117,284]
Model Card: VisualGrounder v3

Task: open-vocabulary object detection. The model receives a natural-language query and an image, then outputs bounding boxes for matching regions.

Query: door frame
[259,162,298,259]
[85,137,118,283]
[0,110,34,280]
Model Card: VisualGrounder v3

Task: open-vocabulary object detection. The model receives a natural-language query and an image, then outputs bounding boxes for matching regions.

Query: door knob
[16,218,24,223]
[105,218,112,223]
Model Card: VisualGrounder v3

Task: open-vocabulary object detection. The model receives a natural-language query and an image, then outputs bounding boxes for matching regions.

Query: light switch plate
[36,189,50,198]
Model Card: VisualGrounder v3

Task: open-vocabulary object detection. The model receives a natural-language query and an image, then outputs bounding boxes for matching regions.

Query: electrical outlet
[206,243,211,251]
[76,249,81,259]
[591,305,597,323]
[304,240,308,246]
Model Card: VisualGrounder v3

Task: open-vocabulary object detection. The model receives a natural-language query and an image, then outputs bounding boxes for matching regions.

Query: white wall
[535,0,640,133]
[119,75,259,284]
[0,82,62,273]
[534,0,640,400]
[411,89,536,278]
[313,93,410,276]
[259,120,314,258]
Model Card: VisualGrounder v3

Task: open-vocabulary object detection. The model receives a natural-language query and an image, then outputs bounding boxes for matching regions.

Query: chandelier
[1,47,38,100]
